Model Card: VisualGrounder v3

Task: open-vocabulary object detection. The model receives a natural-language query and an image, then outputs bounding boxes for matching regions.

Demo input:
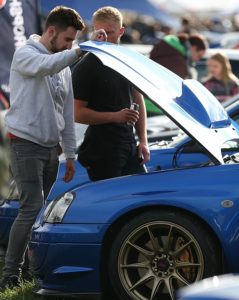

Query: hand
[91,29,107,42]
[114,108,139,124]
[56,143,63,156]
[137,143,150,165]
[63,159,75,182]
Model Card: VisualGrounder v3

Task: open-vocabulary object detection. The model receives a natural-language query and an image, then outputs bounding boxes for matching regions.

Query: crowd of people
[149,32,239,101]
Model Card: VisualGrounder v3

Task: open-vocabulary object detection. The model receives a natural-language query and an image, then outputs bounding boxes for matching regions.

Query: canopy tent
[40,0,179,28]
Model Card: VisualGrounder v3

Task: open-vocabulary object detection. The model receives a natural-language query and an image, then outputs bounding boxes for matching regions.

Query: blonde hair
[206,52,239,84]
[92,6,123,26]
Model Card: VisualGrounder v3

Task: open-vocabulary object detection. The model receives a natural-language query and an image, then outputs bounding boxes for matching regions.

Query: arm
[61,71,77,182]
[62,73,77,159]
[14,28,107,77]
[14,46,80,77]
[74,99,139,125]
[133,88,150,164]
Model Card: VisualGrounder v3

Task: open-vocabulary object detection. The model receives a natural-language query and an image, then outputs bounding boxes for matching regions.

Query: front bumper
[29,223,108,296]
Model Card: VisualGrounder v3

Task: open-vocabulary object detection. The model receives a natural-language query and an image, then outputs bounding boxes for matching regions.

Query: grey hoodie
[5,34,78,159]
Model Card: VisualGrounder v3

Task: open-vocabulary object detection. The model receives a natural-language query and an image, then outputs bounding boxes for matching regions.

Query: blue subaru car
[2,93,239,249]
[1,96,239,255]
[24,42,239,300]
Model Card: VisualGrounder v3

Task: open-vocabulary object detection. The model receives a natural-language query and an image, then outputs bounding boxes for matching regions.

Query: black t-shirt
[72,53,135,144]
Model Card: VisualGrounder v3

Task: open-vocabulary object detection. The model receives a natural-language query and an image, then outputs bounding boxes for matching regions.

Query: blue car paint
[47,159,89,201]
[0,200,19,246]
[28,163,239,295]
[32,163,239,267]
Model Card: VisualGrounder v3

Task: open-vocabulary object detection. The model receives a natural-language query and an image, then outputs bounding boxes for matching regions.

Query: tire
[108,209,221,300]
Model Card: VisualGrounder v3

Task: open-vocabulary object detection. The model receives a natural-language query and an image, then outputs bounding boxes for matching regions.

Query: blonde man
[73,6,150,181]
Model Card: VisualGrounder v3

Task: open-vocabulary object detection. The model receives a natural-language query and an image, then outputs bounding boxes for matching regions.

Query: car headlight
[43,192,75,223]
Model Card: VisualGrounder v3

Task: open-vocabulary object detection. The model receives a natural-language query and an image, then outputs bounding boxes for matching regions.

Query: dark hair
[189,34,208,50]
[44,6,85,32]
[178,33,208,51]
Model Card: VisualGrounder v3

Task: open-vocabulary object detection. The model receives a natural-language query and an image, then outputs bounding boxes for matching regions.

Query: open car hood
[80,41,239,164]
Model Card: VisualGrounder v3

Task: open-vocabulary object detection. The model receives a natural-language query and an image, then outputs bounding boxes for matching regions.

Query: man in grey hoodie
[0,6,106,290]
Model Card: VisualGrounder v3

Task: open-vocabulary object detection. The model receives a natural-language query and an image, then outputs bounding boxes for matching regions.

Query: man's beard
[50,34,65,53]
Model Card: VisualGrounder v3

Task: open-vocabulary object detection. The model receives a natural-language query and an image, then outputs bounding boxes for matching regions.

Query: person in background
[0,88,10,110]
[73,6,150,181]
[179,17,192,34]
[150,33,208,79]
[202,52,239,103]
[0,5,105,291]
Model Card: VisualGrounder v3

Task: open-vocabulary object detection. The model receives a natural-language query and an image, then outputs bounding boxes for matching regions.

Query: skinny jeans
[3,138,59,277]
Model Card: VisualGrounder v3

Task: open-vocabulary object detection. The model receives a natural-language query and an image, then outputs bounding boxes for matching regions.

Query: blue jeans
[3,139,59,278]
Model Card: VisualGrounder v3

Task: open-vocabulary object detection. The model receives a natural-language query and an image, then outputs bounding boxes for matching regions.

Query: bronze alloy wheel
[109,210,222,300]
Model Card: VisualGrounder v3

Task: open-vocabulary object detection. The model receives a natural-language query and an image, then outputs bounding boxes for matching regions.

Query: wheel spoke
[127,241,154,258]
[120,261,149,269]
[129,272,154,291]
[165,225,173,252]
[172,240,193,258]
[164,277,175,300]
[147,225,161,252]
[150,278,164,300]
[173,271,191,286]
[176,261,201,268]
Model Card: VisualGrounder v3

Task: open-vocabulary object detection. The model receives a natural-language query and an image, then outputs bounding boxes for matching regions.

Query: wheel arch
[100,204,225,294]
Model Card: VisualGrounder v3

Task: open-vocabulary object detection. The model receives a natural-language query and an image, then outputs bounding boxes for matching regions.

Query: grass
[0,259,39,300]
[0,280,37,300]
[0,259,70,300]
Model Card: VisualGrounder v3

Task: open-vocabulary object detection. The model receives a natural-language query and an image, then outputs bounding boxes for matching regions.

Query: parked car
[146,92,239,143]
[1,93,239,254]
[2,93,239,254]
[0,181,19,257]
[27,41,239,300]
[177,274,239,300]
[220,32,239,49]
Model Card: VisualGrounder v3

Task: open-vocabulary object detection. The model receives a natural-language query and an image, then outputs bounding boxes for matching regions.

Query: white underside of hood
[80,41,239,164]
